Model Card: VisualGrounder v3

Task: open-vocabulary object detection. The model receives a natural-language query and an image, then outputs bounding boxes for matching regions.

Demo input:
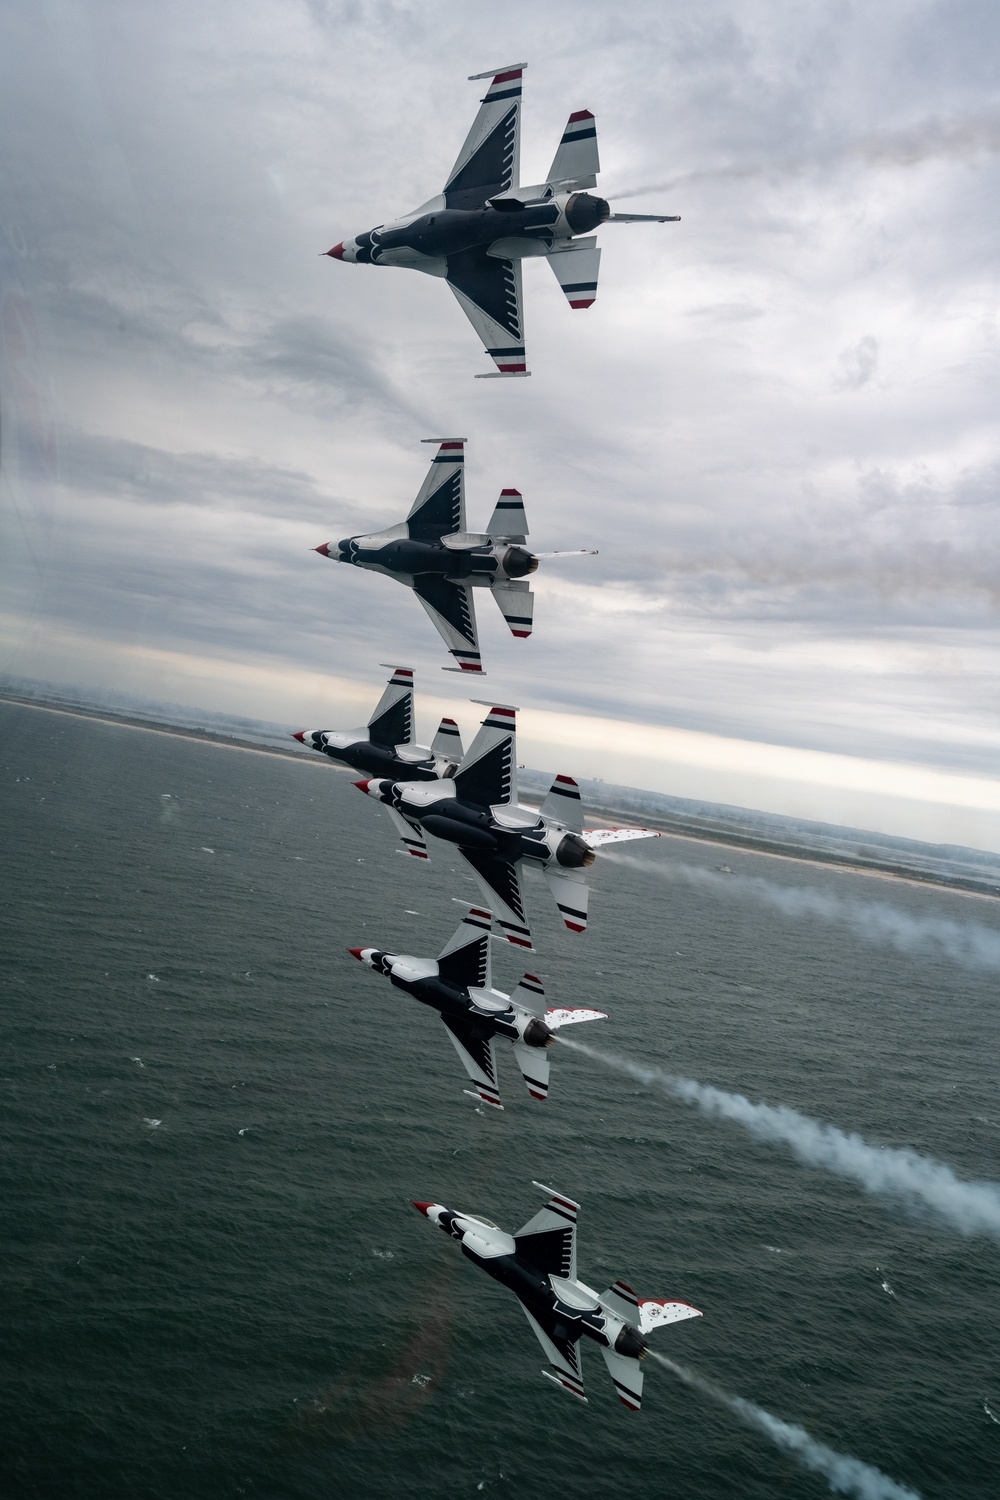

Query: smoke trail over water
[603,853,1000,973]
[648,1352,921,1500]
[558,1039,1000,1240]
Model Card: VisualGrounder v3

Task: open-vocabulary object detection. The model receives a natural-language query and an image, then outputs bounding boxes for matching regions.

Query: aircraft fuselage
[335,537,538,582]
[335,192,610,265]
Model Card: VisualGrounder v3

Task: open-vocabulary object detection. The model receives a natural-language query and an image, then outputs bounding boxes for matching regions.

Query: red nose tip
[314,543,332,557]
[411,1201,434,1217]
[353,779,371,794]
[325,243,345,259]
[347,947,365,961]
[291,730,306,743]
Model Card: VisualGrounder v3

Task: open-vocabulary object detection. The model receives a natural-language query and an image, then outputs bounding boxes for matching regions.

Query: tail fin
[431,716,464,762]
[546,110,599,188]
[455,704,516,807]
[367,666,414,747]
[486,488,528,542]
[436,905,493,990]
[540,774,583,833]
[492,581,534,638]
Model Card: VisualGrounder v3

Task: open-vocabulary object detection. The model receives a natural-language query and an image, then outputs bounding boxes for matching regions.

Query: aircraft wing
[447,247,527,377]
[384,804,429,860]
[515,1183,578,1281]
[407,440,465,539]
[518,1304,587,1402]
[436,905,493,989]
[458,849,532,951]
[581,826,661,848]
[446,67,523,209]
[411,575,483,674]
[440,1014,502,1109]
[366,665,414,747]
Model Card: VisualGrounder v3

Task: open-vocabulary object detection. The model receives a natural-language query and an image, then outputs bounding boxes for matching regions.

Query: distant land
[3,675,998,900]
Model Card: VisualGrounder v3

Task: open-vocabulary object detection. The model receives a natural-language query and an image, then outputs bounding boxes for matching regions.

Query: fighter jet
[314,438,595,675]
[355,701,659,949]
[348,903,607,1109]
[412,1182,702,1408]
[291,665,462,782]
[325,65,679,375]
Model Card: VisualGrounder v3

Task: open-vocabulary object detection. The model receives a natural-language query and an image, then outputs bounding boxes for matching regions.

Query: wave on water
[559,1039,1000,1240]
[649,1351,921,1499]
[603,854,1000,973]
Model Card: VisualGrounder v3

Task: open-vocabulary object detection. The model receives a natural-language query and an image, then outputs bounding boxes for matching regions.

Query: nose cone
[291,730,307,743]
[313,542,332,557]
[353,779,371,795]
[325,242,346,259]
[411,1201,435,1217]
[347,947,365,961]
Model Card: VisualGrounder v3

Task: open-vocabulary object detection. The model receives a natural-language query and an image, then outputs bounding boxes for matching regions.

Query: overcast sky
[2,0,999,845]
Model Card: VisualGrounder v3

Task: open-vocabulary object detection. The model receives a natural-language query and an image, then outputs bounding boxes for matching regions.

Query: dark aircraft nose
[325,243,346,259]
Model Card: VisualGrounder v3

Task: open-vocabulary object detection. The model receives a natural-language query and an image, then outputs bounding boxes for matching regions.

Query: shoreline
[3,691,997,901]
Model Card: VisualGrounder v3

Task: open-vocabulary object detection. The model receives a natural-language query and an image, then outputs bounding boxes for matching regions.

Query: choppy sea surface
[2,699,998,1499]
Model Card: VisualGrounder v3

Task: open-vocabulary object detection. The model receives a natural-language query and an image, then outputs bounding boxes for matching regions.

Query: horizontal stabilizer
[509,971,545,1008]
[385,804,429,860]
[486,488,528,542]
[437,905,493,990]
[543,865,589,934]
[540,774,583,833]
[512,1038,549,1101]
[599,1345,643,1411]
[492,581,534,638]
[599,1280,641,1324]
[547,109,600,190]
[547,237,600,310]
[431,716,464,760]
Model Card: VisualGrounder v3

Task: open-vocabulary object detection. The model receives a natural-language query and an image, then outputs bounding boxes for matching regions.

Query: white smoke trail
[648,1352,921,1500]
[558,1039,1000,1241]
[603,853,1000,973]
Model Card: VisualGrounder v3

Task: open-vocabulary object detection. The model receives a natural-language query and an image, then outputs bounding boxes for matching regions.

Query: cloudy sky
[2,0,999,846]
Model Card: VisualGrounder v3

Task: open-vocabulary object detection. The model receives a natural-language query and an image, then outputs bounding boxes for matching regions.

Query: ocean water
[1,699,998,1499]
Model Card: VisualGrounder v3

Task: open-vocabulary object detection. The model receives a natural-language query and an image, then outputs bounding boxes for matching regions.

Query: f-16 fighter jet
[291,665,462,781]
[355,702,659,949]
[412,1182,702,1408]
[324,65,679,375]
[314,439,595,675]
[348,904,607,1108]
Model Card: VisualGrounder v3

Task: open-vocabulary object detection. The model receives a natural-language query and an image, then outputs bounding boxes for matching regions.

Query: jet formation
[306,64,706,1416]
[314,439,595,674]
[413,1182,702,1409]
[325,64,679,375]
[349,903,606,1109]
